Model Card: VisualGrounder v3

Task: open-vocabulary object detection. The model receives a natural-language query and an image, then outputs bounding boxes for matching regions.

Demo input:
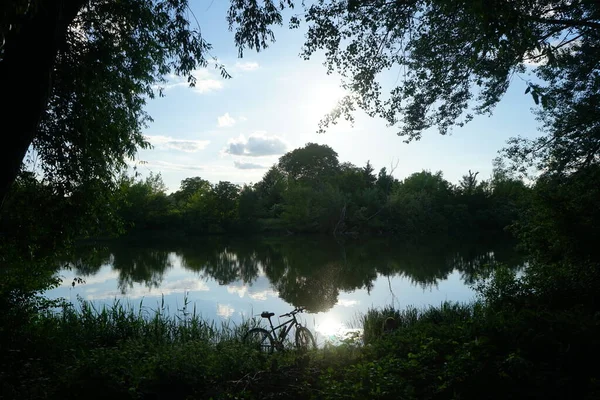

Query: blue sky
[136,1,541,192]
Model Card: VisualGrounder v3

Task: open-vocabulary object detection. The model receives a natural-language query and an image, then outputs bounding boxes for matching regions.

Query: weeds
[2,294,600,399]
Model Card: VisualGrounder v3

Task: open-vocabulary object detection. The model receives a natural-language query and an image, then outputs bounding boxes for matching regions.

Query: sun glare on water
[315,319,345,338]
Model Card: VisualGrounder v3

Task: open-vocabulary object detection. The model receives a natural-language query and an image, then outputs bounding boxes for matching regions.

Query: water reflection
[67,235,524,313]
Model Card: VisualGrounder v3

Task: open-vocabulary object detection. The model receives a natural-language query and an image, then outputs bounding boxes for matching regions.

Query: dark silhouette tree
[232,0,600,176]
[0,0,293,206]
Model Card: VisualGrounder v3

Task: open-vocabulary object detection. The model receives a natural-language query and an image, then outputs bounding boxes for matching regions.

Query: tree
[255,166,287,217]
[230,0,600,176]
[504,31,600,175]
[0,0,292,206]
[362,161,377,187]
[211,181,241,228]
[278,143,340,184]
[376,167,395,198]
[173,177,212,205]
[116,173,170,230]
[388,171,454,235]
[238,185,260,226]
[458,170,480,196]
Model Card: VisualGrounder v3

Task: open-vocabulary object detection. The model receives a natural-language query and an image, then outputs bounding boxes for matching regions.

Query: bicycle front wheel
[295,327,316,350]
[243,328,275,353]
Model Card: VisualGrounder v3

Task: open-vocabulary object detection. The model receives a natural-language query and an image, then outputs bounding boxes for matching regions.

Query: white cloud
[146,160,204,171]
[191,69,224,93]
[217,113,236,128]
[145,135,210,153]
[336,299,359,307]
[224,132,288,157]
[234,161,267,170]
[235,61,259,71]
[155,69,223,93]
[217,303,235,318]
[192,80,223,93]
[86,278,209,300]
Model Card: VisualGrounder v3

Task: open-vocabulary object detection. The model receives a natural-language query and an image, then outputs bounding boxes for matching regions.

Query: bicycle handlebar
[279,307,306,318]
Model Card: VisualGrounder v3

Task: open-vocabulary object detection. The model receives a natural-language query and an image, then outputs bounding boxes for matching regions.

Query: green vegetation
[99,144,530,236]
[1,0,600,399]
[3,269,600,399]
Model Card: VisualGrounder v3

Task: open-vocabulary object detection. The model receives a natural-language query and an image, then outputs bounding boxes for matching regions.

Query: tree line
[112,143,529,236]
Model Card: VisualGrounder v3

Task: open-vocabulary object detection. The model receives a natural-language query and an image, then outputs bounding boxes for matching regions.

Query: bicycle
[243,307,316,353]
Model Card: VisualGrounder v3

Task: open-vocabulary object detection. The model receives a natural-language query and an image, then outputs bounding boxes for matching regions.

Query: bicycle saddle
[261,312,275,318]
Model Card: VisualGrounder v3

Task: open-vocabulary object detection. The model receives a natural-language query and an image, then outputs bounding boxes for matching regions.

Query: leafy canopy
[1,0,297,201]
[229,0,599,175]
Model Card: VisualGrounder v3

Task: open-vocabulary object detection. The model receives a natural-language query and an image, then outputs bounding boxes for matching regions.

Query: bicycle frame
[265,313,300,343]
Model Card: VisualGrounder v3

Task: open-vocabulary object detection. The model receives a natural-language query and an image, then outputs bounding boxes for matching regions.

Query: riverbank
[2,271,599,400]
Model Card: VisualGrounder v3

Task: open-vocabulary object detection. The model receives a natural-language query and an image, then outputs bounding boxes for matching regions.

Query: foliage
[278,142,340,184]
[228,0,600,183]
[2,0,224,201]
[0,297,268,399]
[514,164,600,266]
[3,288,600,400]
[99,144,531,236]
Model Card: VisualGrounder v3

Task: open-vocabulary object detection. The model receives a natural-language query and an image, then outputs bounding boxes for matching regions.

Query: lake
[45,234,524,344]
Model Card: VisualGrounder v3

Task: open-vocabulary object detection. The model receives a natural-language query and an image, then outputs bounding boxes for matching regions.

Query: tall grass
[4,295,277,399]
[360,301,480,344]
[6,296,598,400]
[47,294,255,347]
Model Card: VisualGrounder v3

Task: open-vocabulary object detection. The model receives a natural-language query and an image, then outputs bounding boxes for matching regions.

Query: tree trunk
[0,0,85,208]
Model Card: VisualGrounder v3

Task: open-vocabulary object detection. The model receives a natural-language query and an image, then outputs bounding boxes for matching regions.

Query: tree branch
[533,17,600,31]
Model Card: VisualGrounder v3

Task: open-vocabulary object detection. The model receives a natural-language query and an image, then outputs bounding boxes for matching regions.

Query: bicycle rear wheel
[295,327,316,350]
[243,328,275,353]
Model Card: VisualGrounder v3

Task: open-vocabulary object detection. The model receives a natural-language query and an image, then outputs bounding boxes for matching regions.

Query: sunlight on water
[46,235,524,342]
[315,318,345,337]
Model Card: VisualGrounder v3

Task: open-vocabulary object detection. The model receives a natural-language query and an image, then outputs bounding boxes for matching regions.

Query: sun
[301,83,346,120]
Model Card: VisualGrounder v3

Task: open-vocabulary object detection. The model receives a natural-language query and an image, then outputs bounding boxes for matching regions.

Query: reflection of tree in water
[69,234,525,312]
[111,245,173,293]
[70,246,112,276]
[70,243,173,293]
[448,237,525,285]
[248,237,380,312]
[175,238,262,285]
[354,240,453,288]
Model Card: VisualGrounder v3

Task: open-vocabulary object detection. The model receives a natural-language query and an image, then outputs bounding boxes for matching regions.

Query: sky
[135,1,542,192]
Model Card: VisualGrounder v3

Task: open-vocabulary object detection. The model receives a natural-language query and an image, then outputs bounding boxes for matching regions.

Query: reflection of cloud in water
[217,303,235,318]
[227,285,247,297]
[58,268,119,287]
[248,290,278,300]
[86,278,209,300]
[226,276,278,301]
[227,285,278,301]
[336,299,359,307]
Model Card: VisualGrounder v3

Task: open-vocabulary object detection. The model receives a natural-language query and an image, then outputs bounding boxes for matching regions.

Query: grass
[2,291,600,400]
